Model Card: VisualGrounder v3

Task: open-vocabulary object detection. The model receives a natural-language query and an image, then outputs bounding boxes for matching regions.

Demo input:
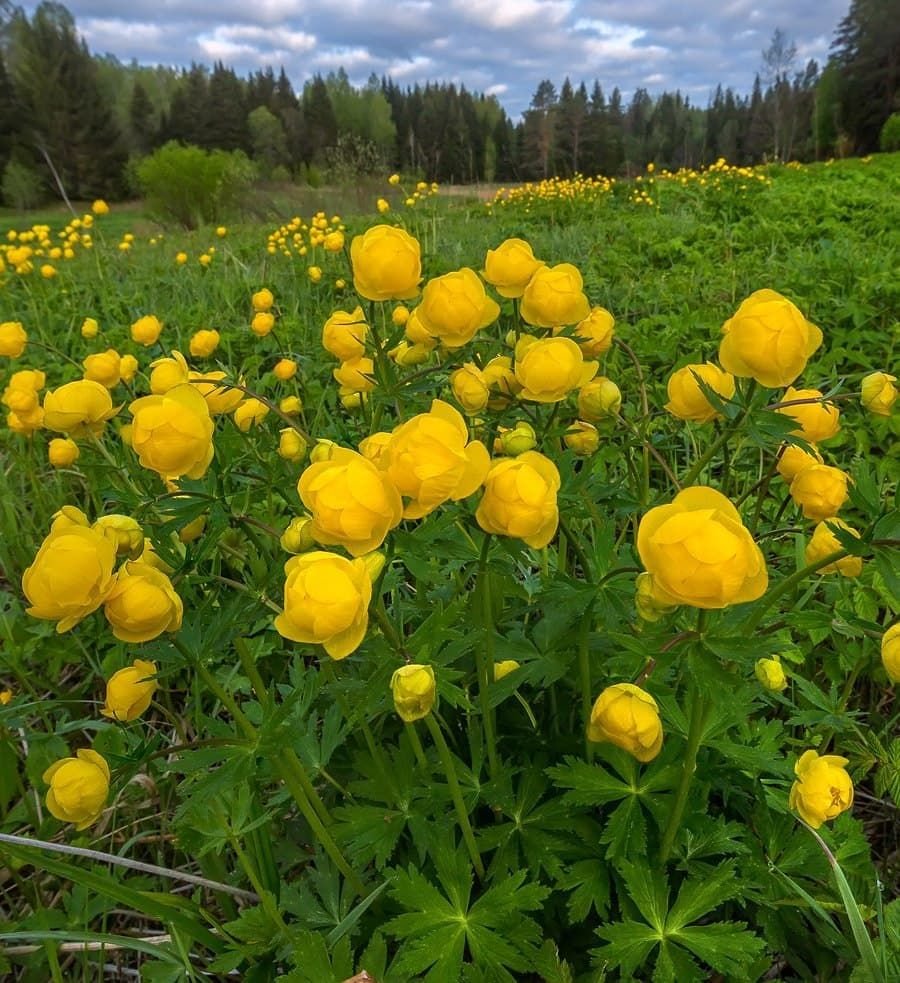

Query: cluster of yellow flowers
[0,204,106,278]
[486,174,614,214]
[651,157,772,191]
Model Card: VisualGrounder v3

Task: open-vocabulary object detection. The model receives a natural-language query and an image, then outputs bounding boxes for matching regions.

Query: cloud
[25,0,849,117]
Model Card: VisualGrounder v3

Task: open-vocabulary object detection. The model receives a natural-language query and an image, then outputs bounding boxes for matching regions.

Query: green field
[0,156,898,982]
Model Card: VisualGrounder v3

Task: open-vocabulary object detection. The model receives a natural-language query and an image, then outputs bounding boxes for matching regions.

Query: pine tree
[302,75,337,163]
[129,79,155,155]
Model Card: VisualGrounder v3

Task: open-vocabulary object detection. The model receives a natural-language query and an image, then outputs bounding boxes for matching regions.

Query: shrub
[879,113,900,152]
[1,159,46,210]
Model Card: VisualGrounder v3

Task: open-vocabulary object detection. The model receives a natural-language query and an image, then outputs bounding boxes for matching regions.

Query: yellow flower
[299,447,402,555]
[755,657,787,691]
[665,363,735,423]
[175,251,188,265]
[350,224,422,301]
[388,173,401,185]
[278,428,308,462]
[482,356,521,409]
[881,623,900,683]
[578,377,622,421]
[637,486,767,609]
[789,464,849,521]
[94,514,144,558]
[275,551,372,658]
[568,306,615,358]
[389,340,430,366]
[189,371,243,415]
[179,515,206,543]
[333,357,375,393]
[416,268,500,349]
[403,307,437,349]
[129,384,215,481]
[789,750,853,828]
[280,515,316,554]
[634,572,677,622]
[92,199,109,215]
[0,689,12,705]
[274,359,297,381]
[104,561,182,643]
[48,437,80,468]
[482,238,545,298]
[252,288,274,312]
[119,353,139,383]
[564,420,600,456]
[80,317,99,339]
[860,372,897,416]
[496,421,537,456]
[777,387,840,442]
[381,399,490,519]
[494,660,520,681]
[358,431,392,465]
[233,398,269,432]
[587,683,663,762]
[324,230,344,252]
[392,305,410,326]
[376,197,390,213]
[322,307,368,361]
[251,312,276,337]
[43,748,109,829]
[308,265,323,283]
[102,659,158,721]
[0,321,27,357]
[43,380,118,436]
[776,443,823,483]
[804,519,862,577]
[515,336,598,403]
[82,348,122,389]
[189,329,220,358]
[131,314,163,346]
[150,350,191,396]
[280,395,303,415]
[520,263,591,328]
[476,451,560,548]
[719,289,822,388]
[22,523,117,632]
[216,226,227,237]
[449,363,490,415]
[391,664,436,722]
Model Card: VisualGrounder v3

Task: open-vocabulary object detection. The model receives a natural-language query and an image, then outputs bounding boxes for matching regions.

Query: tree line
[0,0,897,203]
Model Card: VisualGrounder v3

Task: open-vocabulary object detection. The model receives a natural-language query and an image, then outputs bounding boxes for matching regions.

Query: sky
[29,0,849,117]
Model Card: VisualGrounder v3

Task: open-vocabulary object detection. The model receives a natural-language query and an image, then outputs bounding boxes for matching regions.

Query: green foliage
[1,158,45,209]
[879,113,900,153]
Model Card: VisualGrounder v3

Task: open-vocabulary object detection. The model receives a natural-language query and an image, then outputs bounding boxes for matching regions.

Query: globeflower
[82,348,122,389]
[665,363,735,423]
[333,357,375,393]
[776,387,840,443]
[251,312,275,337]
[350,224,422,301]
[804,518,862,577]
[568,306,615,358]
[415,268,500,349]
[587,684,663,762]
[515,336,597,403]
[298,447,402,555]
[43,380,118,436]
[496,421,537,456]
[48,437,80,468]
[789,750,853,828]
[129,384,215,481]
[882,623,900,683]
[104,562,183,643]
[789,464,849,521]
[233,398,269,432]
[278,428,307,462]
[189,329,220,358]
[520,263,591,328]
[476,451,560,549]
[149,351,190,394]
[391,664,436,722]
[274,359,297,381]
[578,377,622,421]
[43,748,110,829]
[275,551,372,658]
[860,372,897,416]
[718,289,822,388]
[449,363,490,415]
[776,442,823,483]
[131,314,163,346]
[637,486,767,609]
[101,659,158,721]
[94,514,144,558]
[189,371,243,415]
[322,307,368,361]
[252,288,274,312]
[755,657,787,691]
[381,399,490,519]
[0,321,27,358]
[482,238,545,298]
[564,421,600,456]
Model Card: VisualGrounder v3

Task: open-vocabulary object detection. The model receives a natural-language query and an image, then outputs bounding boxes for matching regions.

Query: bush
[136,142,256,229]
[1,160,46,210]
[879,113,900,152]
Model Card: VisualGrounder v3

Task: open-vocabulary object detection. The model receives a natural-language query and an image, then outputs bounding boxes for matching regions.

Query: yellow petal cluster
[587,683,663,762]
[789,749,853,828]
[476,451,560,549]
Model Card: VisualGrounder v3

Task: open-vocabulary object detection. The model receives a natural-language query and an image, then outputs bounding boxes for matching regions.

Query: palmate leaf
[546,755,635,806]
[556,858,611,923]
[665,862,739,931]
[672,922,766,975]
[593,920,659,979]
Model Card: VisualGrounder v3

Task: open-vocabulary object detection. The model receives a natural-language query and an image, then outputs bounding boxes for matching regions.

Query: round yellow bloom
[252,288,274,312]
[390,341,430,366]
[564,421,600,456]
[22,523,117,632]
[391,664,436,722]
[43,380,118,436]
[449,363,490,415]
[578,377,622,421]
[789,750,853,828]
[119,353,139,383]
[804,518,862,577]
[281,515,316,554]
[496,421,537,456]
[416,268,500,349]
[587,683,663,762]
[350,224,422,301]
[94,514,143,558]
[403,307,436,348]
[381,399,490,519]
[189,329,220,358]
[83,348,122,389]
[104,561,182,643]
[102,659,158,721]
[392,305,410,326]
[777,387,840,443]
[275,551,372,658]
[358,431,392,465]
[476,451,560,548]
[234,398,269,432]
[777,442,823,483]
[634,572,678,622]
[81,317,99,339]
[48,437,80,468]
[482,355,521,408]
[131,314,163,346]
[189,371,243,415]
[637,486,768,609]
[568,306,615,358]
[129,384,215,481]
[216,226,227,237]
[755,657,787,691]
[860,372,897,417]
[280,395,303,415]
[323,230,344,252]
[322,307,368,361]
[175,252,188,265]
[0,322,27,358]
[274,359,297,381]
[334,357,375,393]
[278,428,308,462]
[515,336,598,403]
[376,197,390,214]
[43,748,109,829]
[482,238,545,298]
[92,199,109,215]
[719,289,822,388]
[308,265,323,283]
[149,351,190,394]
[789,464,849,521]
[881,623,900,683]
[520,263,591,328]
[665,363,735,423]
[298,447,403,556]
[494,660,520,681]
[251,312,276,337]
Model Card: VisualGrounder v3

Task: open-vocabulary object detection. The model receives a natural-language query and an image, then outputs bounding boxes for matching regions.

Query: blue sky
[31,0,849,117]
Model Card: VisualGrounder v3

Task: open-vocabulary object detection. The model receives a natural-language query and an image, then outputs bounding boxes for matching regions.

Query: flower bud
[578,377,621,421]
[634,572,677,622]
[274,359,298,381]
[755,657,787,691]
[804,518,863,577]
[280,395,303,415]
[391,664,436,722]
[81,317,99,339]
[564,421,600,456]
[861,372,897,416]
[179,515,206,544]
[102,659,157,721]
[776,442,823,483]
[310,439,337,463]
[790,465,849,521]
[281,515,316,554]
[587,683,663,762]
[48,437,80,468]
[251,312,275,337]
[881,623,900,683]
[494,660,520,681]
[94,514,144,558]
[278,428,308,462]
[497,421,537,456]
[252,288,274,312]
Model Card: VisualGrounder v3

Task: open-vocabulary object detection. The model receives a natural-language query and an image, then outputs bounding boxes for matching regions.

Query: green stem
[229,834,288,932]
[578,608,594,761]
[681,381,758,486]
[424,715,485,880]
[406,723,430,771]
[659,685,711,863]
[558,515,593,581]
[476,535,500,780]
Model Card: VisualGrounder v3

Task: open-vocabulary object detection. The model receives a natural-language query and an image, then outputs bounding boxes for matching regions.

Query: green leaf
[0,930,185,967]
[556,859,611,922]
[671,922,766,975]
[593,920,660,979]
[665,862,739,931]
[617,860,669,933]
[546,756,634,806]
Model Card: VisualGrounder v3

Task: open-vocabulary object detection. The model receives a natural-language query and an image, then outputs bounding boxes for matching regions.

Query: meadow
[0,154,898,982]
